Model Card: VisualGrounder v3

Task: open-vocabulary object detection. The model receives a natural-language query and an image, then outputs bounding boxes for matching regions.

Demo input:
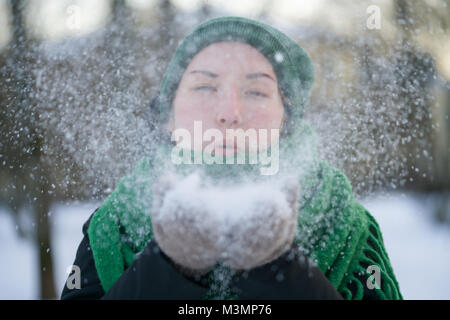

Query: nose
[216,87,242,127]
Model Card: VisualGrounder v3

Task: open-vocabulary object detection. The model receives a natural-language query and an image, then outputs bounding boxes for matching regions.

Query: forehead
[185,41,276,78]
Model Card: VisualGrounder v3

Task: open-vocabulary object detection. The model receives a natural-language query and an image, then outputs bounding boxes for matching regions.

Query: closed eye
[246,90,268,98]
[194,86,217,92]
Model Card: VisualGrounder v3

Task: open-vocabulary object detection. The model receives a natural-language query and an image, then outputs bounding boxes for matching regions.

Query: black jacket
[61,210,350,300]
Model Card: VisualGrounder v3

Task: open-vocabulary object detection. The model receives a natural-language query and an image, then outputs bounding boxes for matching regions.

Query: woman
[61,16,402,300]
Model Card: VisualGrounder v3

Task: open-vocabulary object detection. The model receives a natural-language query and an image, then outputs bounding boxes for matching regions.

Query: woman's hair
[277,87,294,138]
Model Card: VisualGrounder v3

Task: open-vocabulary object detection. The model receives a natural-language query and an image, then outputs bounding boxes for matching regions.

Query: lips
[214,140,238,154]
[222,139,237,150]
[221,144,237,150]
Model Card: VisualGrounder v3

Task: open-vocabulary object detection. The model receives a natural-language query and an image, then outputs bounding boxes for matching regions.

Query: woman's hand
[151,172,299,275]
[222,179,299,271]
[150,173,223,276]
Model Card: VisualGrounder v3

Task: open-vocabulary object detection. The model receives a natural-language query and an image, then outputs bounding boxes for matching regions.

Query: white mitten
[150,173,223,276]
[222,178,299,271]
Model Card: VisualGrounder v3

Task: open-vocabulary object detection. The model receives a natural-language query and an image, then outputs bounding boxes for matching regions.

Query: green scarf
[87,120,403,300]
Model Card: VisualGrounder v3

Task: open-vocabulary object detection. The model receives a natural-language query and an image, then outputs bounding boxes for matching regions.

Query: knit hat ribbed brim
[157,16,315,130]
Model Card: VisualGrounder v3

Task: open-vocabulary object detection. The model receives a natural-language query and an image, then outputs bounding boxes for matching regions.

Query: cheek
[173,96,215,128]
[244,105,284,129]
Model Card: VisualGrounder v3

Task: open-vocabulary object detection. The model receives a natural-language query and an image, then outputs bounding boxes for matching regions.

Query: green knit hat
[157,16,315,132]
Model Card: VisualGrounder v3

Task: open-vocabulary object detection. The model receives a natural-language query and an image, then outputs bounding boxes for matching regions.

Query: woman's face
[170,41,284,155]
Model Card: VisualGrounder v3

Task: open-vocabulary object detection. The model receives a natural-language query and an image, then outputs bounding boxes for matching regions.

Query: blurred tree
[394,0,449,224]
[159,0,176,46]
[0,0,56,299]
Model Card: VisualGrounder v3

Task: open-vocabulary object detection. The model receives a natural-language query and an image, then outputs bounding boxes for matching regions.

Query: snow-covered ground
[0,201,98,300]
[362,192,450,300]
[0,192,449,299]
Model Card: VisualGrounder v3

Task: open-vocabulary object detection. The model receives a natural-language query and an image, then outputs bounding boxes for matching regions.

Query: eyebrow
[246,73,276,82]
[189,70,276,82]
[189,70,219,78]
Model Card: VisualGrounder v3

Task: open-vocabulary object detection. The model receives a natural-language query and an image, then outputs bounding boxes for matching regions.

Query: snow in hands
[150,171,300,273]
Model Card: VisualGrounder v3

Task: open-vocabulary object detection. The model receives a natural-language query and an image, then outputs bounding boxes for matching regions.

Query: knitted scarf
[87,120,403,300]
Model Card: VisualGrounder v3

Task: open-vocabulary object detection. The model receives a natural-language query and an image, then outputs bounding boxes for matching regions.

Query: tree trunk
[9,0,56,299]
[35,172,56,299]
